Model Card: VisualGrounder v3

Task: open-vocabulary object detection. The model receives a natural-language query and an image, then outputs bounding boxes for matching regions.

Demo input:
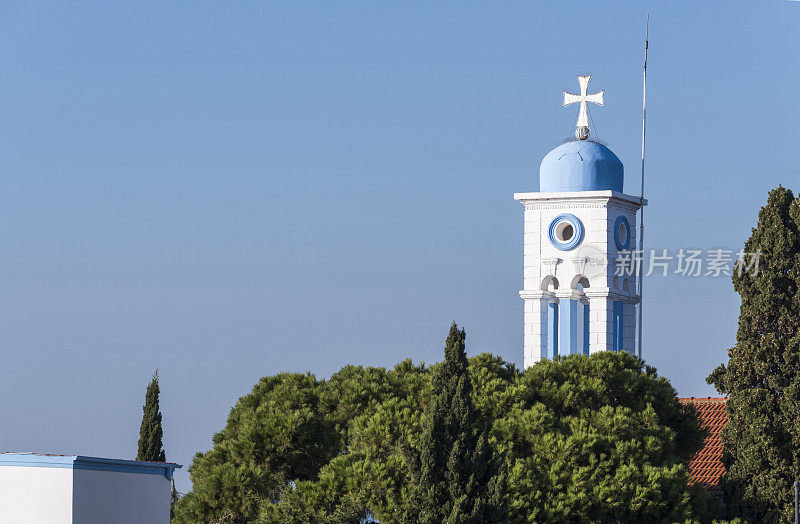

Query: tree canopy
[174,340,706,523]
[708,186,800,522]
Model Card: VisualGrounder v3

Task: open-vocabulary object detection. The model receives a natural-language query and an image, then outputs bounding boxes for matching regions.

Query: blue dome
[539,140,624,192]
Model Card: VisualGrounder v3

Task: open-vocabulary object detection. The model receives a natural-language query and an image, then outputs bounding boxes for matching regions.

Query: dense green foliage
[174,334,706,523]
[708,187,800,522]
[137,370,166,463]
[171,480,179,520]
[416,323,504,523]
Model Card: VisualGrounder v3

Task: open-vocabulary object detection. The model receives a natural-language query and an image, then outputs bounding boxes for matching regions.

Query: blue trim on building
[0,453,182,480]
[582,302,590,356]
[614,215,631,251]
[548,213,584,251]
[0,454,75,469]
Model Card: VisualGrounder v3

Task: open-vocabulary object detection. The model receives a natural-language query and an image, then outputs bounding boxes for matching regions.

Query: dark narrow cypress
[418,322,504,523]
[137,370,166,463]
[708,187,800,522]
[171,480,179,519]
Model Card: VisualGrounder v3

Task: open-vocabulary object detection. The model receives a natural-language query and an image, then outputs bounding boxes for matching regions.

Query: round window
[555,222,574,242]
[614,215,631,251]
[548,214,584,251]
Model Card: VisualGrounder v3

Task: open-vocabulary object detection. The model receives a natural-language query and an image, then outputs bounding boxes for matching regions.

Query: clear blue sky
[1,1,797,492]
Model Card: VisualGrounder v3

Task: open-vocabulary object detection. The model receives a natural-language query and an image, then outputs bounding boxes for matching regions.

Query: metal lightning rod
[637,14,649,360]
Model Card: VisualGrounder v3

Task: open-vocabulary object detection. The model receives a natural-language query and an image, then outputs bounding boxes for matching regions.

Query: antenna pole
[637,15,649,360]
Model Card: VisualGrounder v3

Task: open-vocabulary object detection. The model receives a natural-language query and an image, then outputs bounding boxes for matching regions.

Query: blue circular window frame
[614,215,631,251]
[548,213,584,251]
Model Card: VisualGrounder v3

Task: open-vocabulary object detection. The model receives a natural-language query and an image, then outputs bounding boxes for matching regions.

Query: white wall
[72,469,171,524]
[0,466,73,524]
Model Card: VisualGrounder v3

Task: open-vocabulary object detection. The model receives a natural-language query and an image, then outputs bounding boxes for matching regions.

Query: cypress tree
[418,322,504,524]
[171,480,179,519]
[708,186,800,522]
[137,370,166,463]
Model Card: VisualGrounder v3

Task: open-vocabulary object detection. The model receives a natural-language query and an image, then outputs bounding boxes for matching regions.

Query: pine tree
[175,350,701,522]
[708,186,800,522]
[418,323,504,524]
[137,370,166,463]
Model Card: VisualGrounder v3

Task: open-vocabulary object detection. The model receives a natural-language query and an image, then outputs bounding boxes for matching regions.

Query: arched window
[540,275,559,292]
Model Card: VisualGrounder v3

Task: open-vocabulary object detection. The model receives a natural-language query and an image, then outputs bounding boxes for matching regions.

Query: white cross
[563,75,604,139]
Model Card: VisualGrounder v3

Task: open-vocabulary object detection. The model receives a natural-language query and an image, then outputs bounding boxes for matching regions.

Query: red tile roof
[679,397,727,496]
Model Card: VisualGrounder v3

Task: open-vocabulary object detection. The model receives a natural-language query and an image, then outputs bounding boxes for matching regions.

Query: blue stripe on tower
[559,298,578,356]
[583,302,590,355]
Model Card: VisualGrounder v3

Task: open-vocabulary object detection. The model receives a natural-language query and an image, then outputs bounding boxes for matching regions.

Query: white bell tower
[515,76,646,368]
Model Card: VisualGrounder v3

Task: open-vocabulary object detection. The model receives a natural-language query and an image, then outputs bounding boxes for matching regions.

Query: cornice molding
[519,290,555,300]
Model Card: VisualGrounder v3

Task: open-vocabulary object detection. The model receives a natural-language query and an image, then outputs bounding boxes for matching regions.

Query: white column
[587,293,613,354]
[547,299,559,358]
[520,290,554,368]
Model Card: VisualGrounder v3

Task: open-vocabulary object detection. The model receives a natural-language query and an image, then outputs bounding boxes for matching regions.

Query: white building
[0,452,181,524]
[516,75,645,368]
